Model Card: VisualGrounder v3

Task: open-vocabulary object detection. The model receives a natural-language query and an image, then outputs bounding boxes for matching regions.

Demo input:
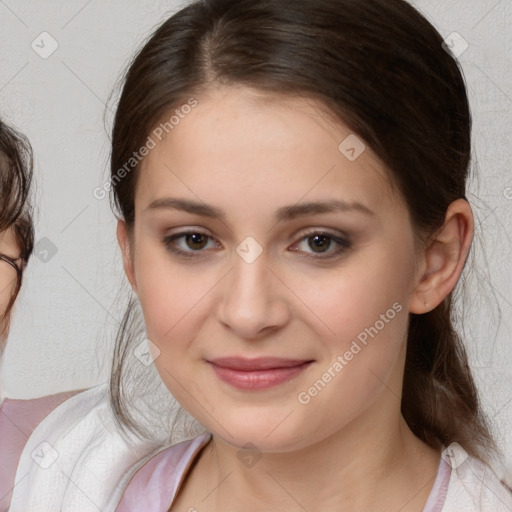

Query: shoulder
[0,389,85,511]
[7,385,180,512]
[115,432,212,512]
[0,389,86,433]
[442,443,512,511]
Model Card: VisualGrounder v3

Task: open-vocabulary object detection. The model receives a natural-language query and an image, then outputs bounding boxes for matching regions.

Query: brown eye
[162,230,218,258]
[290,230,351,261]
[307,234,332,253]
[182,233,209,250]
[162,229,351,261]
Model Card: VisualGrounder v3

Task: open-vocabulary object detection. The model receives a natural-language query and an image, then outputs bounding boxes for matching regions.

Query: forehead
[135,86,400,217]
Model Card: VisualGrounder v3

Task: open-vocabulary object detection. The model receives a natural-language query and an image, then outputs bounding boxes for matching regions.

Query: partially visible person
[0,119,82,510]
[0,119,160,512]
[0,119,34,352]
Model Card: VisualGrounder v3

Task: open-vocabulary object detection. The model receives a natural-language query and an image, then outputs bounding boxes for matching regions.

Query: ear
[409,198,474,314]
[116,219,137,292]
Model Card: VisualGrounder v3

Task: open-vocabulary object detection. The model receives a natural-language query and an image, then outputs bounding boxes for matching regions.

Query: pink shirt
[0,391,80,510]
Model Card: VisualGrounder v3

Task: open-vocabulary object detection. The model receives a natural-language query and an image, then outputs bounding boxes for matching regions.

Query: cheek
[134,259,208,406]
[288,239,414,399]
[291,240,414,343]
[133,252,220,419]
[0,293,9,316]
[291,261,410,434]
[134,245,212,356]
[0,278,15,318]
[0,286,15,349]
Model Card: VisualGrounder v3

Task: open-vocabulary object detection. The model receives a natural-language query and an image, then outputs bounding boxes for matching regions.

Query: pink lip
[207,357,313,390]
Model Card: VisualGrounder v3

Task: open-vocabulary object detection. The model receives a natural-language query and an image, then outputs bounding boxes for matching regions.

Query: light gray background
[1,0,511,467]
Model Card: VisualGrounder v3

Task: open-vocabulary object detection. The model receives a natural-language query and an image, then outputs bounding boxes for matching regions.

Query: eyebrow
[145,197,374,223]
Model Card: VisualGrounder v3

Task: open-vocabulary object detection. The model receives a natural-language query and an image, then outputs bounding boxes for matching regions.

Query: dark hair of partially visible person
[107,0,498,464]
[0,118,35,329]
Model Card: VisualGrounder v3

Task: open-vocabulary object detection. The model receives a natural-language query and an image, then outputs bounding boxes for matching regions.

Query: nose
[216,247,290,340]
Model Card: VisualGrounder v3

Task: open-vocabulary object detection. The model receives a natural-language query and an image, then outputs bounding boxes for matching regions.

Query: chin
[206,409,313,453]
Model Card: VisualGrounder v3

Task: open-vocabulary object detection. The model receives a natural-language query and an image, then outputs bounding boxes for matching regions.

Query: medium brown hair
[109,0,497,461]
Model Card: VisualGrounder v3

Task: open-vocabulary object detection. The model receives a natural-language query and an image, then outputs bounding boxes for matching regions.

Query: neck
[194,396,440,512]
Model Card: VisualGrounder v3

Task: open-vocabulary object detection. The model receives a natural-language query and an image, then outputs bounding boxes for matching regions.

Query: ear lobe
[409,199,473,314]
[116,219,137,292]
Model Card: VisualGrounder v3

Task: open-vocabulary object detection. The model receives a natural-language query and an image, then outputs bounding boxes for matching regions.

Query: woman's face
[0,227,21,346]
[120,85,424,452]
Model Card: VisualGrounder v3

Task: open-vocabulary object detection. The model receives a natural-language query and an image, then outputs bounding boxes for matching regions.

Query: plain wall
[1,0,511,466]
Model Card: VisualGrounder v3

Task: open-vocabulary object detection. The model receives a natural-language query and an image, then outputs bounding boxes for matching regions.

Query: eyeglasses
[0,254,25,286]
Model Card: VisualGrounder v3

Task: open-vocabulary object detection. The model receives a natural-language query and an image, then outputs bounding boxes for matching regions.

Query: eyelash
[161,229,351,261]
